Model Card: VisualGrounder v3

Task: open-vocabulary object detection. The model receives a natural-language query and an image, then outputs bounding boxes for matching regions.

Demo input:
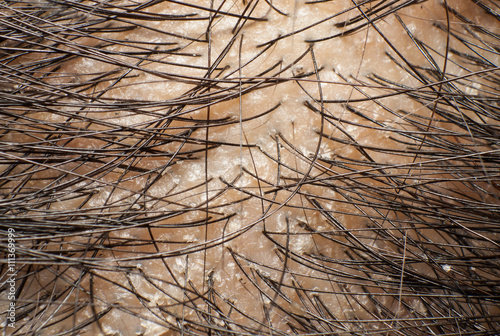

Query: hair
[1,0,499,335]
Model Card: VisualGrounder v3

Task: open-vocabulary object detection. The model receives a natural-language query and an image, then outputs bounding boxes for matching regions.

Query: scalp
[1,0,500,335]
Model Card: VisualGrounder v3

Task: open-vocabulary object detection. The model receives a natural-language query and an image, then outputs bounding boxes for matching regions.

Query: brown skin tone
[1,0,499,335]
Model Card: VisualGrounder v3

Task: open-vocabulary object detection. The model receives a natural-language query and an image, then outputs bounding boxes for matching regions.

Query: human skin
[0,0,499,335]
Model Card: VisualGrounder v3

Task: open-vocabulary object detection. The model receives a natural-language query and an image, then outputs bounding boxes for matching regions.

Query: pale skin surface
[0,0,499,335]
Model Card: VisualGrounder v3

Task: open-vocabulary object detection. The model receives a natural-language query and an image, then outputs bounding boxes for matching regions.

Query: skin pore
[1,0,499,335]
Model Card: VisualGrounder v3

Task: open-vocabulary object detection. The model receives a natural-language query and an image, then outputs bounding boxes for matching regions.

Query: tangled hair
[1,0,499,334]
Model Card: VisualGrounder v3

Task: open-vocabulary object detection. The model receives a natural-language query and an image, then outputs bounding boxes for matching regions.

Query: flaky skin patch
[1,0,499,335]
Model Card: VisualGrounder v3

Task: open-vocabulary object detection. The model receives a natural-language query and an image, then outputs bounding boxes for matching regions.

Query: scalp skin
[0,0,500,335]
